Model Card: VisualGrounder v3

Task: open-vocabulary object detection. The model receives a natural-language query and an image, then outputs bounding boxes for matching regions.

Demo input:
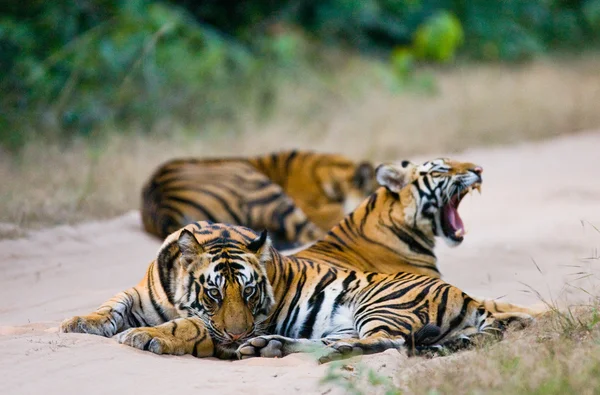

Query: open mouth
[440,182,481,242]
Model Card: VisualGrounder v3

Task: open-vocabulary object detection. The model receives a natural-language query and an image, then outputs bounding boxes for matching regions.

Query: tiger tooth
[455,229,465,238]
[475,184,481,194]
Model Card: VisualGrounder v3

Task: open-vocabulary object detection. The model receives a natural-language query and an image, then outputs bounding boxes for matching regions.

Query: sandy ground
[2,131,600,394]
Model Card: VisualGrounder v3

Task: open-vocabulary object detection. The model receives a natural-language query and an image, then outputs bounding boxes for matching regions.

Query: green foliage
[390,48,415,81]
[584,0,600,33]
[0,0,298,148]
[413,11,464,63]
[389,48,438,94]
[459,0,600,60]
[2,0,600,150]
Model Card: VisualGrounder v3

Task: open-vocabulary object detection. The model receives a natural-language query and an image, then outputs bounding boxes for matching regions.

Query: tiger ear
[247,230,272,262]
[248,230,269,253]
[177,229,203,267]
[352,161,375,191]
[376,162,414,193]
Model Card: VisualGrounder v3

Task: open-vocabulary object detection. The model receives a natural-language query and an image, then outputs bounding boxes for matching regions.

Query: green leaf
[413,11,464,63]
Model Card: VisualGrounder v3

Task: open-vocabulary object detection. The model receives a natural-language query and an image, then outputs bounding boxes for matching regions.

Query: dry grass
[399,307,600,394]
[2,54,600,234]
[320,306,600,395]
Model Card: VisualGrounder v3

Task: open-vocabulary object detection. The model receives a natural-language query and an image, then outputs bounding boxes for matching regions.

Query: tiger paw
[59,314,116,337]
[236,336,284,359]
[317,341,363,364]
[116,327,185,355]
[493,313,535,330]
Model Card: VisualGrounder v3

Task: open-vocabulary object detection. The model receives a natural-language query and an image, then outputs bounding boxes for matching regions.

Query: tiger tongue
[447,196,464,235]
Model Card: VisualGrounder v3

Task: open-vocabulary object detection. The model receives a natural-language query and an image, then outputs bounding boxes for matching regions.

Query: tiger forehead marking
[417,158,480,175]
[177,224,255,250]
[164,223,267,287]
[194,232,263,280]
[418,158,451,172]
[203,254,259,287]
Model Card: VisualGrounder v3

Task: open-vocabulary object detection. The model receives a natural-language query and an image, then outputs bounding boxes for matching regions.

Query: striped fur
[60,221,512,362]
[141,150,375,249]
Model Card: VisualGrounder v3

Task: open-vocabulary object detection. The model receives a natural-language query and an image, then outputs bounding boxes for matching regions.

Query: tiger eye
[208,288,220,298]
[243,286,255,297]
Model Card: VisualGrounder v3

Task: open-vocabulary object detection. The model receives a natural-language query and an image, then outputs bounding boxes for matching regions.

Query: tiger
[60,222,507,362]
[297,158,544,320]
[60,160,532,362]
[141,150,376,249]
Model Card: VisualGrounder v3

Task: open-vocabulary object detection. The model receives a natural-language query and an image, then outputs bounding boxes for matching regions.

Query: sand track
[2,132,600,394]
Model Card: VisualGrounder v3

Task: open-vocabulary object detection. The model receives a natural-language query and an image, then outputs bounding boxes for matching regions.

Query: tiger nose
[226,330,245,341]
[472,166,483,175]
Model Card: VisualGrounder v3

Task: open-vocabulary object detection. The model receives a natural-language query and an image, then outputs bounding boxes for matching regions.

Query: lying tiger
[61,159,534,361]
[141,150,376,249]
[299,158,543,320]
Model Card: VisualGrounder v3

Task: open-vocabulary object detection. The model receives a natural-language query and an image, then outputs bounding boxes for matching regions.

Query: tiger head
[375,158,482,247]
[167,225,274,354]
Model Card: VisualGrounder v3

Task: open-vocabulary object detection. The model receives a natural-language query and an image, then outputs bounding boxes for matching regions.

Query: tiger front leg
[235,334,404,364]
[316,337,406,364]
[413,325,504,357]
[60,288,140,337]
[471,295,546,326]
[236,335,337,359]
[117,317,214,357]
[410,308,505,357]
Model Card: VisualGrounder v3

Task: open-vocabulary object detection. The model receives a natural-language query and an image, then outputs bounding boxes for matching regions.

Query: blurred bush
[1,0,600,150]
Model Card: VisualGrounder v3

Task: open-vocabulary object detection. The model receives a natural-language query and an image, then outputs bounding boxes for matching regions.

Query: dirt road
[2,132,600,394]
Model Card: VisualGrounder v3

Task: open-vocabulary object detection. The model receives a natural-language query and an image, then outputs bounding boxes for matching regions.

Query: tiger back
[141,150,375,249]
